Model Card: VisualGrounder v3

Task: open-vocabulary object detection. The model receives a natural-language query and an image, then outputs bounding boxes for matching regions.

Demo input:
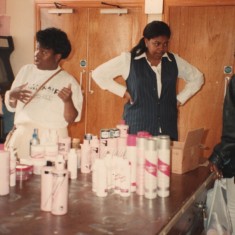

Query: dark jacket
[123,52,178,140]
[209,74,235,178]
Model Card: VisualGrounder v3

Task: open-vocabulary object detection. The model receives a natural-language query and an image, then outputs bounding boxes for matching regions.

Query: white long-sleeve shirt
[92,52,204,105]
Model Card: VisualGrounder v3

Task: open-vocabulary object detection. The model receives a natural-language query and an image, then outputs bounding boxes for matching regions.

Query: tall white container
[136,137,147,196]
[157,135,171,198]
[80,139,91,173]
[9,148,17,187]
[96,158,108,197]
[51,155,69,215]
[67,148,78,179]
[0,150,10,196]
[120,158,131,197]
[41,161,54,212]
[126,134,137,192]
[144,138,158,199]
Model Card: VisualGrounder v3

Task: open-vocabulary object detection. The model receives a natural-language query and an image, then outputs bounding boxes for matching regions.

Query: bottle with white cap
[51,155,69,215]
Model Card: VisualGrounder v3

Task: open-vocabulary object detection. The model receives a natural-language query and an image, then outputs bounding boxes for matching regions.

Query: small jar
[16,164,32,181]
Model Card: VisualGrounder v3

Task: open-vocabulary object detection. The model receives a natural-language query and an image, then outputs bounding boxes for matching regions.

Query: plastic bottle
[136,136,147,196]
[120,158,131,197]
[80,139,91,173]
[9,148,17,187]
[157,135,171,198]
[51,155,69,215]
[41,161,54,212]
[96,158,108,197]
[30,128,40,155]
[144,138,158,199]
[126,134,137,192]
[67,148,78,179]
[0,150,10,195]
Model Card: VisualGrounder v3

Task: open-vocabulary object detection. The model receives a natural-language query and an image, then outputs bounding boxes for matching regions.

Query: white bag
[206,179,233,235]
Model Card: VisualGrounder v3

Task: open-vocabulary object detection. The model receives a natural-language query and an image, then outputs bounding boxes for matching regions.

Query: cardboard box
[171,128,204,174]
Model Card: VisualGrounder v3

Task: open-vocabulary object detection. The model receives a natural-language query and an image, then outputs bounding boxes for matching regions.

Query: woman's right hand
[10,83,32,104]
[124,90,133,104]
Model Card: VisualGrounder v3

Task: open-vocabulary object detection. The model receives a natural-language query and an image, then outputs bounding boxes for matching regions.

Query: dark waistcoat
[123,52,178,140]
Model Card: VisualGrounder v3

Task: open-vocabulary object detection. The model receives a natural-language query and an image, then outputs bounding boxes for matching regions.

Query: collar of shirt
[134,52,172,62]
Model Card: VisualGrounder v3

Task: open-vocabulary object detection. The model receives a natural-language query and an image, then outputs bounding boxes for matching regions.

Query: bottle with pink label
[144,138,158,199]
[136,137,147,196]
[126,134,137,192]
[157,135,171,198]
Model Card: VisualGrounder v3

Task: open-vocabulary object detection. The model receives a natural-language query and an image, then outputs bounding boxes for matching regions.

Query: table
[0,167,214,235]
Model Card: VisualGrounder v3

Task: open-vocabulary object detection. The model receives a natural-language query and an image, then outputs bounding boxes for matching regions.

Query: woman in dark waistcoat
[92,21,204,140]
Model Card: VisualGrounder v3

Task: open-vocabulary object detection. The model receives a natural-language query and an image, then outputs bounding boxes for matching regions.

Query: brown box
[171,128,204,174]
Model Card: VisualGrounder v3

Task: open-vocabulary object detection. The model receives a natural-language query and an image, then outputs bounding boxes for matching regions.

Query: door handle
[80,69,86,94]
[88,70,94,94]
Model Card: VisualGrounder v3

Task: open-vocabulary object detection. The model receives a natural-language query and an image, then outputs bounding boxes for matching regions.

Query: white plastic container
[0,150,10,196]
[41,161,54,212]
[51,155,69,215]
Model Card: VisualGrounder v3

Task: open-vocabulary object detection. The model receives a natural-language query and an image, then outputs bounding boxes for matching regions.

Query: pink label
[158,159,170,176]
[145,160,157,177]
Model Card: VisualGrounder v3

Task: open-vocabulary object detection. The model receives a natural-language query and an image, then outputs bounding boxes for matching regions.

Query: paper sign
[0,0,6,14]
[0,16,10,36]
[145,0,163,14]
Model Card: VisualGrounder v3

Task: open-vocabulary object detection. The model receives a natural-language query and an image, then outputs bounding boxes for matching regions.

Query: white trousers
[6,123,68,159]
[226,177,235,235]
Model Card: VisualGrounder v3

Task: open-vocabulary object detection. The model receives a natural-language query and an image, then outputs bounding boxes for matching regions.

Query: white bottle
[0,150,10,196]
[92,158,98,192]
[9,148,17,187]
[90,136,99,170]
[126,134,137,192]
[41,161,54,212]
[80,139,91,173]
[50,129,58,145]
[67,148,78,179]
[144,139,158,199]
[104,153,113,190]
[51,155,69,215]
[136,137,147,196]
[157,135,171,198]
[96,158,108,197]
[120,158,131,197]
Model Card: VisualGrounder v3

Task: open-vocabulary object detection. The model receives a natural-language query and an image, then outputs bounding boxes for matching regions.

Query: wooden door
[39,6,88,139]
[86,7,144,136]
[164,1,235,157]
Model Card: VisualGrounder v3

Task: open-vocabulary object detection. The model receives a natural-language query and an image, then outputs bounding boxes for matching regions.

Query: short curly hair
[36,27,71,59]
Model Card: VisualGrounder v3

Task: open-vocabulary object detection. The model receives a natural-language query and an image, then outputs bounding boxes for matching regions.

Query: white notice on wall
[145,0,163,14]
[0,0,6,14]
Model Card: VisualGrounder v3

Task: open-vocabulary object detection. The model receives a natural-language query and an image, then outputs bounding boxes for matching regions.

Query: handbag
[206,179,232,235]
[4,68,62,150]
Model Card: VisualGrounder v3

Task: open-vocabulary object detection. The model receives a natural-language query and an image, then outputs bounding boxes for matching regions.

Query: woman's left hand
[58,84,73,103]
[209,162,223,179]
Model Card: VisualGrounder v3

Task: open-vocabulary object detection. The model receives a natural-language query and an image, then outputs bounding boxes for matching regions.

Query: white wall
[6,0,34,76]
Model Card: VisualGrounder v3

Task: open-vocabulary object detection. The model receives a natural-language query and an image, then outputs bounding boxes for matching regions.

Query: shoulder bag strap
[23,68,63,108]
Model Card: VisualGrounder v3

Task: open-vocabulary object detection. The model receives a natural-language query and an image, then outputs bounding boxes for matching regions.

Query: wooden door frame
[163,0,235,23]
